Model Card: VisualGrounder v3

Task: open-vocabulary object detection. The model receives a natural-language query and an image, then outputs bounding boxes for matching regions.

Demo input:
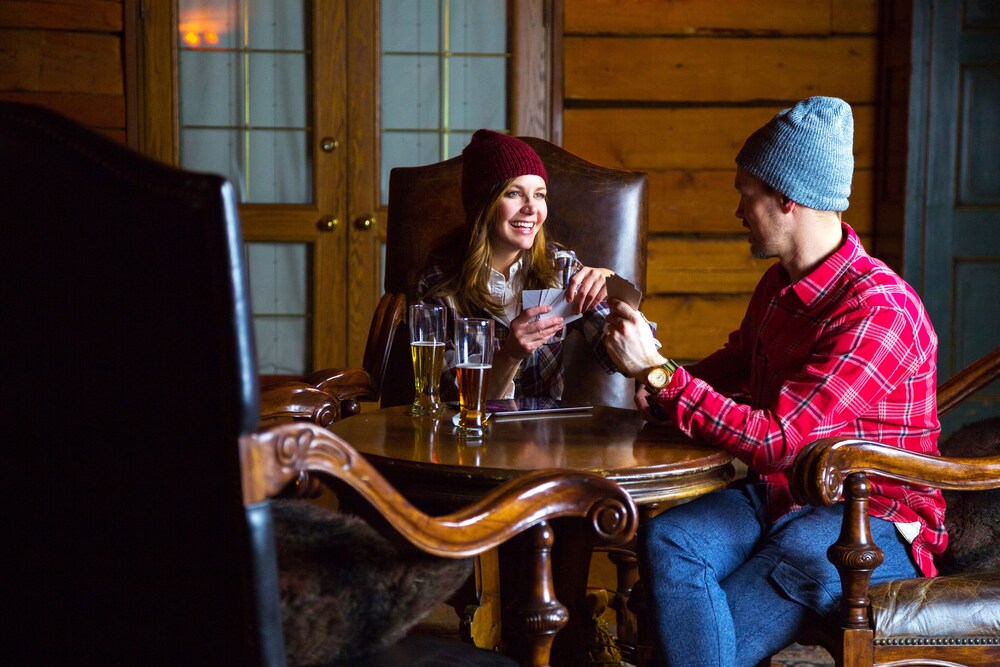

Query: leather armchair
[2,101,638,666]
[788,346,1000,667]
[376,135,648,410]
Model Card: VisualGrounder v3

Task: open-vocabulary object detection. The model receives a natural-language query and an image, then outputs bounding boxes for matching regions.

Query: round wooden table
[328,405,735,667]
[328,404,735,508]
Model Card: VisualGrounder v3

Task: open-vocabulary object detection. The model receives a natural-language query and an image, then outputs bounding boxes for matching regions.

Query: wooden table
[328,405,735,666]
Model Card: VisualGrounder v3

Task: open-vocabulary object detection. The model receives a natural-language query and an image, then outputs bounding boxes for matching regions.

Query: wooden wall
[562,0,880,362]
[0,1,127,143]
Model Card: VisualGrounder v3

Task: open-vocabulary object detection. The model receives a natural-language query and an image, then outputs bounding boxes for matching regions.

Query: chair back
[1,102,282,664]
[381,136,648,408]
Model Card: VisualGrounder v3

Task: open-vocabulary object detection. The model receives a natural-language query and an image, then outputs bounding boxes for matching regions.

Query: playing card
[606,274,642,309]
[544,290,583,325]
[521,289,547,321]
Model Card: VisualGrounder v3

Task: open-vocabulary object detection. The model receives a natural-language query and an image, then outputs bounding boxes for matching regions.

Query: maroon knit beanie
[461,129,548,218]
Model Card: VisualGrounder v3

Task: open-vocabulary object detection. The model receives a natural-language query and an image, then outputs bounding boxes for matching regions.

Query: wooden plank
[564,105,875,170]
[832,0,880,33]
[647,237,771,294]
[645,233,876,294]
[565,36,877,103]
[565,0,832,35]
[0,1,122,32]
[648,169,874,234]
[642,294,751,361]
[0,91,124,128]
[0,29,123,95]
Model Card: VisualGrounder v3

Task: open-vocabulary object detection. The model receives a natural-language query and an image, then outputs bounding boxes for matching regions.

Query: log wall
[562,0,881,362]
[0,1,126,142]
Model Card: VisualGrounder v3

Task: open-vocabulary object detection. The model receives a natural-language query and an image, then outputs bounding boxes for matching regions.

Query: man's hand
[565,266,612,313]
[604,298,668,376]
[634,385,670,422]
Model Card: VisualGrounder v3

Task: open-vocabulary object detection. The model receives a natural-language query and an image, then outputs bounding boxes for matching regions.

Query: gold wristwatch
[641,359,679,393]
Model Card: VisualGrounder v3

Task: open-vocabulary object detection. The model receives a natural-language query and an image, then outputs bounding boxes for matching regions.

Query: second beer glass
[454,318,494,438]
[409,303,447,416]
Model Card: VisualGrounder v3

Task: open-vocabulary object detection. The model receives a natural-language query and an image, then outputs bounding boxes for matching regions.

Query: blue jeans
[640,482,920,667]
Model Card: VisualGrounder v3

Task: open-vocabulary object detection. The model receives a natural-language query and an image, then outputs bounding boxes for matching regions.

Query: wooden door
[139,1,375,371]
[905,0,1000,431]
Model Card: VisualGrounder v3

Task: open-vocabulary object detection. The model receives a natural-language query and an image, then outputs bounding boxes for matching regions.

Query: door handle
[355,215,376,230]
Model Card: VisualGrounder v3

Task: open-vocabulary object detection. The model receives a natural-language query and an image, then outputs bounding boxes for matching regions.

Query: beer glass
[408,303,447,416]
[454,318,494,438]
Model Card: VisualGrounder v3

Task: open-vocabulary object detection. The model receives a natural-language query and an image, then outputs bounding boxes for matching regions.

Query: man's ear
[780,196,796,214]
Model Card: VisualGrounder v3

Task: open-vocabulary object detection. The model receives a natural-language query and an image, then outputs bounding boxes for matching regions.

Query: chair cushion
[937,416,1000,575]
[272,499,473,664]
[870,570,1000,643]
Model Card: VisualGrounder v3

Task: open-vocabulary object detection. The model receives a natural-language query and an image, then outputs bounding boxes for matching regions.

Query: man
[603,96,944,667]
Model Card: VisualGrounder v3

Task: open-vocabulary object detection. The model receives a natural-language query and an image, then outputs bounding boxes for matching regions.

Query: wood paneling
[0,1,125,138]
[561,0,883,364]
[643,294,751,361]
[0,1,122,32]
[564,105,875,170]
[648,169,873,234]
[565,0,878,35]
[565,37,877,102]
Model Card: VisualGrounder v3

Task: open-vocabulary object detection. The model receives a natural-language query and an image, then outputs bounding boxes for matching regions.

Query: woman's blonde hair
[425,177,560,318]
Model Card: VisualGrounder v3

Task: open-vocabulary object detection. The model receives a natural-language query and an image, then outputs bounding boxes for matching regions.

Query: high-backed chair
[787,346,1000,667]
[2,102,639,666]
[377,136,648,410]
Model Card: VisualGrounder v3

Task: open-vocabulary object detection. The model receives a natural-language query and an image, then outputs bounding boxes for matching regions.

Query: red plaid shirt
[653,224,945,576]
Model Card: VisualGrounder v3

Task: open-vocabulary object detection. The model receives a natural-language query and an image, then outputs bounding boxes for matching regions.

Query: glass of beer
[408,303,447,416]
[454,317,494,438]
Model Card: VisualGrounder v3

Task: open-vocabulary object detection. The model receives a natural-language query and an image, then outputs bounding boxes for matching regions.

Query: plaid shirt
[414,249,620,402]
[653,223,945,576]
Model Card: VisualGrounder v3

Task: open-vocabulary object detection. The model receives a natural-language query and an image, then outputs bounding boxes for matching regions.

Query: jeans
[640,482,920,667]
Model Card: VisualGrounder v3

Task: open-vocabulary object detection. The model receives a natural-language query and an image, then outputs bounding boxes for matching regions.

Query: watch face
[647,367,668,388]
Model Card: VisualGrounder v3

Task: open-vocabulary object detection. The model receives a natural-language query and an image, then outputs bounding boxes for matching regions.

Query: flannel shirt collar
[789,222,860,309]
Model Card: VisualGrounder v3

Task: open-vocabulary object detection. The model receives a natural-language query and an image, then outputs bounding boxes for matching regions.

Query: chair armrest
[937,346,1000,417]
[791,436,1000,508]
[259,381,341,427]
[240,422,637,556]
[790,436,1000,631]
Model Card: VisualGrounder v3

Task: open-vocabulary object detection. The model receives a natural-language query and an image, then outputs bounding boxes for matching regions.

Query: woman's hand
[565,266,613,313]
[504,305,565,360]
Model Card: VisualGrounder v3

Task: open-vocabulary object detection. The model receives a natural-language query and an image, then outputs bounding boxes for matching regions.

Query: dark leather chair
[2,102,639,666]
[376,136,648,410]
[787,346,1000,667]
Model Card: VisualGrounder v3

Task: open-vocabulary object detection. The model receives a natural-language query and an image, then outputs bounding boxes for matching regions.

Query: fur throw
[936,416,1000,575]
[272,499,473,665]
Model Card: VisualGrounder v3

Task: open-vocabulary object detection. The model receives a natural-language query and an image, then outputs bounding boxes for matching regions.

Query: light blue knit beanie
[735,96,854,211]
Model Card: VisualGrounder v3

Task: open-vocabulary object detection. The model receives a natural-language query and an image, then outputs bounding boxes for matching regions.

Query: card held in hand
[606,274,643,309]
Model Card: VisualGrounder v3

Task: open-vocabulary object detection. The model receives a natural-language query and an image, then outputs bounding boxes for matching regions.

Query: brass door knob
[355,216,376,230]
[318,216,339,231]
[320,137,339,152]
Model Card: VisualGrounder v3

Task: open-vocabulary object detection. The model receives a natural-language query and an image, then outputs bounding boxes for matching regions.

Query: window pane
[248,52,307,127]
[448,56,507,130]
[248,0,306,50]
[449,0,506,53]
[181,128,244,193]
[382,0,439,52]
[381,55,441,129]
[179,50,242,126]
[247,242,307,314]
[178,0,311,205]
[248,129,310,203]
[254,317,308,375]
[380,0,510,206]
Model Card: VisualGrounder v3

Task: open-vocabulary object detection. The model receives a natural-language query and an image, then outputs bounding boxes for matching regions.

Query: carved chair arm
[791,436,1000,508]
[240,422,638,558]
[790,436,1000,631]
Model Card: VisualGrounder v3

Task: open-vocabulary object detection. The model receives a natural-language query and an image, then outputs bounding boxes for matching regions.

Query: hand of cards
[521,274,643,322]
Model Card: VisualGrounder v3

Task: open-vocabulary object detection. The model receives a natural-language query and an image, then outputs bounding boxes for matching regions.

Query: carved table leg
[503,521,569,667]
[607,540,639,660]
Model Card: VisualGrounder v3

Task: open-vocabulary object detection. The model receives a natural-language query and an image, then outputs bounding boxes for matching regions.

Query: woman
[415,129,624,401]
